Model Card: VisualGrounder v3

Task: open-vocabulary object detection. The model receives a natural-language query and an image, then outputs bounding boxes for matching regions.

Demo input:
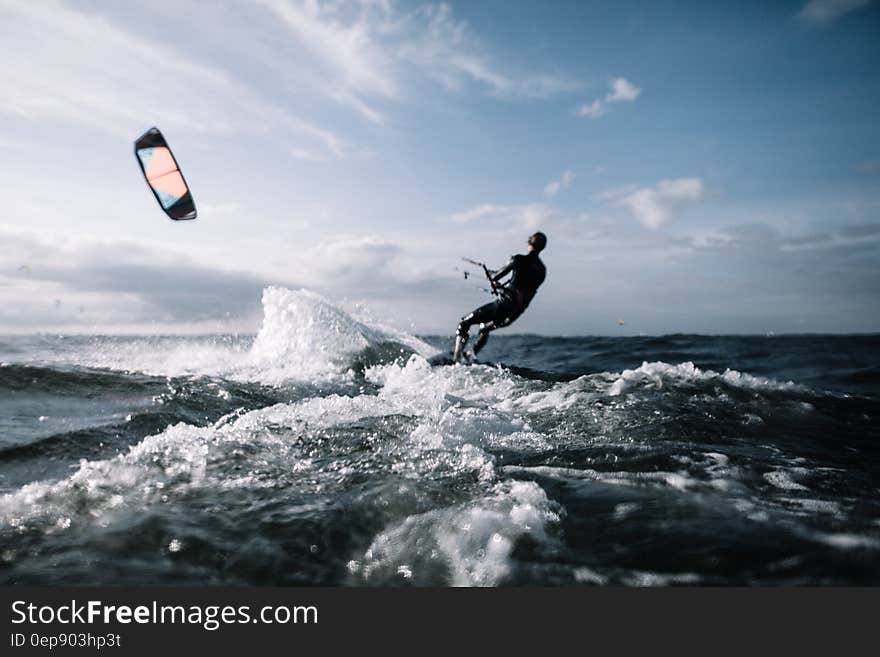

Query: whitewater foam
[249,288,436,384]
[0,360,530,534]
[763,469,809,491]
[608,361,807,396]
[350,480,560,586]
[46,287,438,385]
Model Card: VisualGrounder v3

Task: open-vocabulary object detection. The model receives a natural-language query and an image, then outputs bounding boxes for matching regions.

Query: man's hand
[481,263,499,295]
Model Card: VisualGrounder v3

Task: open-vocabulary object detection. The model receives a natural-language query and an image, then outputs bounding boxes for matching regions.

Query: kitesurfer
[453,232,547,362]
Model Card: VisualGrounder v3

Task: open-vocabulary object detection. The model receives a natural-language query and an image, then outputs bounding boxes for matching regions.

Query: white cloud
[544,170,575,197]
[600,178,705,229]
[263,0,580,115]
[777,223,880,252]
[303,235,401,280]
[0,225,273,330]
[576,77,640,119]
[605,77,641,103]
[258,0,397,123]
[396,3,580,99]
[798,0,871,23]
[448,203,506,224]
[576,99,605,119]
[0,0,348,158]
[0,0,579,168]
[448,203,554,231]
[445,201,609,247]
[0,224,462,332]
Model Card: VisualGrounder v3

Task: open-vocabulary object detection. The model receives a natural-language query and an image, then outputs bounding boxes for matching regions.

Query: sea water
[1,287,878,585]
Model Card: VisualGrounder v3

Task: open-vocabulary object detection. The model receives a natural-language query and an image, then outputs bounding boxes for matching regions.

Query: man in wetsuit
[452,232,547,362]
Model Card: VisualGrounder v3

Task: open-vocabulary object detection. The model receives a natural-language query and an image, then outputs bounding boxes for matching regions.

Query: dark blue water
[1,291,878,585]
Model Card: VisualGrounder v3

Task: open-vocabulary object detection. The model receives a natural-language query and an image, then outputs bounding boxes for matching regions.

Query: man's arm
[490,256,516,283]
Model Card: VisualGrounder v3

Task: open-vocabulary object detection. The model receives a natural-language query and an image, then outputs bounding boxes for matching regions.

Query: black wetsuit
[456,252,546,354]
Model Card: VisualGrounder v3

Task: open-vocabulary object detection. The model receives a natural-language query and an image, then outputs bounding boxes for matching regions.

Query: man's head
[528,232,547,253]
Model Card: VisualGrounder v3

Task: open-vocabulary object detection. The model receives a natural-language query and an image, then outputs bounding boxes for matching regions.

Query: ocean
[1,287,878,586]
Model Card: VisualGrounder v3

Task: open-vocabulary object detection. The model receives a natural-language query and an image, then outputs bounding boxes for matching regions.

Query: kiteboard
[427,353,484,367]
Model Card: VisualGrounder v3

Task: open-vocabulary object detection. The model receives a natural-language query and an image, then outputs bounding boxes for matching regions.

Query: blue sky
[0,0,878,335]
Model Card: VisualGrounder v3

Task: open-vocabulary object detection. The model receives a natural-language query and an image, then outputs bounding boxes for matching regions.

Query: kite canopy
[134,127,197,221]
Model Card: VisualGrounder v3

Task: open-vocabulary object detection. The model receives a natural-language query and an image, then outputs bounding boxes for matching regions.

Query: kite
[134,127,197,221]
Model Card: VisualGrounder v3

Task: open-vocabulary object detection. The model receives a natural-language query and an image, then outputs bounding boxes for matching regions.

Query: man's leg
[472,322,494,355]
[472,310,520,356]
[454,300,500,362]
[452,335,468,362]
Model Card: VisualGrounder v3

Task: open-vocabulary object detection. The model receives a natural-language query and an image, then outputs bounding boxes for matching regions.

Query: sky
[0,0,878,335]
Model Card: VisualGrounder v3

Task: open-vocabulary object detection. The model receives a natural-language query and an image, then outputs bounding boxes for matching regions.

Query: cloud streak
[448,203,555,232]
[1,0,580,160]
[577,77,641,119]
[600,178,705,229]
[394,3,581,100]
[0,227,278,330]
[576,99,605,119]
[544,170,575,197]
[260,0,581,125]
[0,0,348,158]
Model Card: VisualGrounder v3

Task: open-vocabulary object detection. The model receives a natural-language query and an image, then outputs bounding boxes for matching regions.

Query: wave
[607,361,809,396]
[248,287,437,383]
[3,289,877,585]
[0,347,828,533]
[0,362,155,394]
[349,480,560,586]
[0,349,560,584]
[34,288,437,385]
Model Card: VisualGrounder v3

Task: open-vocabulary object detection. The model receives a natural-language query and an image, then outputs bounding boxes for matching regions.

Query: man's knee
[457,312,475,338]
[473,323,492,354]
